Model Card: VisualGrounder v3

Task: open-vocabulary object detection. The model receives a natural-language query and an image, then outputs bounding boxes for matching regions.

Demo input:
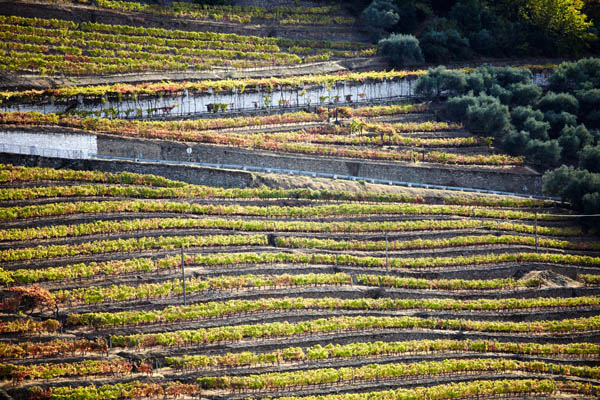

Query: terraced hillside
[0,14,374,76]
[0,99,539,193]
[0,163,599,399]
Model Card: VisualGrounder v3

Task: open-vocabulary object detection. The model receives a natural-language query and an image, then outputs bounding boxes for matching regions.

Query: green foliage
[543,111,578,138]
[414,66,468,97]
[537,92,580,115]
[466,97,510,137]
[576,88,600,129]
[525,139,562,165]
[361,0,400,40]
[449,0,486,33]
[558,125,593,158]
[548,58,600,92]
[393,1,420,33]
[523,117,550,141]
[520,0,593,55]
[511,106,544,131]
[378,34,424,66]
[489,84,512,105]
[543,165,600,211]
[503,130,530,156]
[420,28,471,62]
[446,94,478,121]
[583,191,600,214]
[509,83,542,107]
[494,67,532,87]
[469,28,499,56]
[579,144,600,173]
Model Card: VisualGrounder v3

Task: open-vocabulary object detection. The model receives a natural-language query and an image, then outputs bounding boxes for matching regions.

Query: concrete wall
[97,134,543,194]
[0,130,96,159]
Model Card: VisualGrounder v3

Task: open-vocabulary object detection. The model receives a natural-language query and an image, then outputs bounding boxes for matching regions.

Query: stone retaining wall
[97,134,543,194]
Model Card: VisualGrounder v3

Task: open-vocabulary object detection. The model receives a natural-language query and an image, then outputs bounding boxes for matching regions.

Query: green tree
[378,34,424,66]
[520,0,593,54]
[525,139,562,165]
[420,28,471,62]
[511,106,544,131]
[503,130,530,155]
[579,144,600,172]
[361,0,400,40]
[466,98,510,137]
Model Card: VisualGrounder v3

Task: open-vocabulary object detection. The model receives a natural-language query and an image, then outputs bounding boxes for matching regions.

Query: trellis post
[534,211,538,253]
[385,232,389,273]
[181,248,186,306]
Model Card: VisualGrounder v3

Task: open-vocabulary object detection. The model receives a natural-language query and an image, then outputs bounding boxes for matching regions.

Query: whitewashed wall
[0,131,97,159]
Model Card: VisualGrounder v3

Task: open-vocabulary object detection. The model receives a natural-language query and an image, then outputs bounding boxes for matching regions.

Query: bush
[583,192,600,214]
[537,92,579,115]
[378,34,424,67]
[542,165,574,200]
[420,28,471,62]
[525,139,561,165]
[465,66,496,93]
[579,145,600,173]
[494,67,532,87]
[465,73,485,94]
[446,94,478,121]
[503,130,530,156]
[469,29,499,56]
[522,117,550,141]
[543,165,600,209]
[361,0,400,40]
[394,2,419,33]
[592,130,600,145]
[576,89,600,129]
[543,111,577,138]
[509,83,542,107]
[548,58,600,92]
[511,106,544,131]
[559,131,583,159]
[466,98,510,137]
[489,84,512,105]
[414,67,468,98]
[449,0,485,33]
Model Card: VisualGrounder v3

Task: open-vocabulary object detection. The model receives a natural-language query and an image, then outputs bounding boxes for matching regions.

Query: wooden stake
[181,248,186,306]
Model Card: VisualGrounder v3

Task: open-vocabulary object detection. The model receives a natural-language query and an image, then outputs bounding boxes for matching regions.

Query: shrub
[582,192,600,214]
[579,145,600,172]
[449,0,485,33]
[503,130,530,156]
[559,131,583,159]
[469,29,499,56]
[511,106,544,131]
[543,165,600,209]
[414,67,468,98]
[576,89,600,129]
[522,117,550,141]
[494,67,532,87]
[548,58,600,92]
[592,130,600,145]
[420,28,471,62]
[489,84,512,105]
[466,99,510,137]
[525,139,561,165]
[446,94,479,121]
[537,92,579,115]
[466,66,496,93]
[465,73,485,94]
[544,111,577,138]
[378,34,424,67]
[361,0,400,40]
[509,83,542,107]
